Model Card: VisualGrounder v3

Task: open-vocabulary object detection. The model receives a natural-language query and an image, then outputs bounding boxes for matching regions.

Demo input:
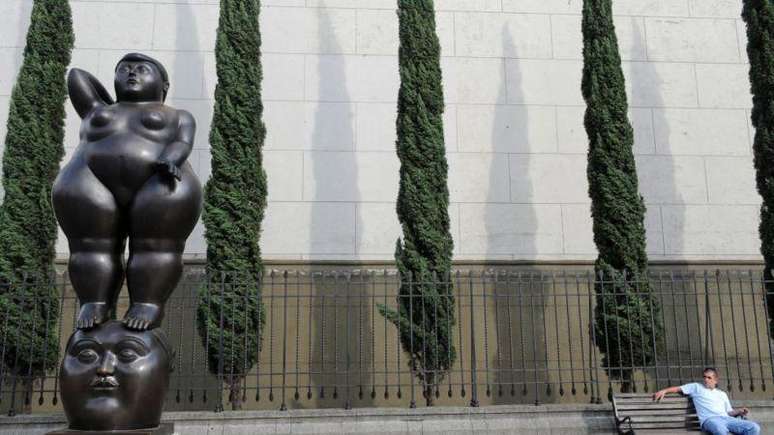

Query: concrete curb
[0,402,772,434]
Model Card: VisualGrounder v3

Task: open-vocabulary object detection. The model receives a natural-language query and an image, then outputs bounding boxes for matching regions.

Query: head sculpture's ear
[150,328,175,372]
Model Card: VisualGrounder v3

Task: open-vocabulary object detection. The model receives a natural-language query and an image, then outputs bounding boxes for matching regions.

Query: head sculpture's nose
[96,352,117,376]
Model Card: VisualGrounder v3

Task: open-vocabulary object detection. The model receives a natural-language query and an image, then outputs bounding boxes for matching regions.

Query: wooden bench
[613,393,702,434]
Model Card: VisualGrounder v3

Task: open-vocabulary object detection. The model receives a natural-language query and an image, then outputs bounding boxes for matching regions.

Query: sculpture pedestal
[47,423,174,435]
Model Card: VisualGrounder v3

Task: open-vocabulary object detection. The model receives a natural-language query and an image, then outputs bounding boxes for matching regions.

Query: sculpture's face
[60,321,170,430]
[114,60,165,102]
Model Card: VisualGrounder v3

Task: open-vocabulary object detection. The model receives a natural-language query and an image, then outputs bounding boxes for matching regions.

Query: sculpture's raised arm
[67,68,114,118]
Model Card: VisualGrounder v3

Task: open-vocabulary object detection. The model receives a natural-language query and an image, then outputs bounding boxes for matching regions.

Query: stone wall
[0,0,760,263]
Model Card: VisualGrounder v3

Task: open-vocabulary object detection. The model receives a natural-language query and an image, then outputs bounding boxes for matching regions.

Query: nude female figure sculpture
[53,53,202,331]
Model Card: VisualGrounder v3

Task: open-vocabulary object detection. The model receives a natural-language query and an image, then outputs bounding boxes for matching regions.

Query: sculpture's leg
[124,168,202,330]
[53,163,125,329]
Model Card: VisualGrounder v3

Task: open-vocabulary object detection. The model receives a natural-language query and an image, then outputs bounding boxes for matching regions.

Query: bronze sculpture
[53,52,202,331]
[59,321,173,431]
[50,53,200,433]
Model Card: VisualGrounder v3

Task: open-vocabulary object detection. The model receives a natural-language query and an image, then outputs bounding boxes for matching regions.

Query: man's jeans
[702,416,761,435]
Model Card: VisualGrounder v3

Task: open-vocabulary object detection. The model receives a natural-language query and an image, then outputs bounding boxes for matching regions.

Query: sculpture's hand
[155,160,182,181]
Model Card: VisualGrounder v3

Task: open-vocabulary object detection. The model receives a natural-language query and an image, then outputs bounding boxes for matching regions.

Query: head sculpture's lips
[89,376,119,390]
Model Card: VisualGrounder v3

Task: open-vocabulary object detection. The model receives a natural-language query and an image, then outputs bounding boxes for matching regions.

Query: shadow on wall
[163,2,217,412]
[488,27,549,405]
[308,4,372,408]
[628,21,704,391]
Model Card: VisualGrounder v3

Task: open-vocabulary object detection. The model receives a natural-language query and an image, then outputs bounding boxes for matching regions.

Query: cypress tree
[378,0,455,407]
[742,0,774,336]
[196,0,266,410]
[0,0,73,407]
[581,0,662,391]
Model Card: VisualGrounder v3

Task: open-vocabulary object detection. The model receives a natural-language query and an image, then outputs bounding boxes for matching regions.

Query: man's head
[60,320,172,431]
[702,367,719,389]
[114,53,169,103]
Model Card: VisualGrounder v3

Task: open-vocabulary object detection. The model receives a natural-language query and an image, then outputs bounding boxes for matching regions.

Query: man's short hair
[703,367,719,377]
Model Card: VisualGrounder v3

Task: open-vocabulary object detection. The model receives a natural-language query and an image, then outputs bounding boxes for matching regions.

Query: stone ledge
[2,402,773,434]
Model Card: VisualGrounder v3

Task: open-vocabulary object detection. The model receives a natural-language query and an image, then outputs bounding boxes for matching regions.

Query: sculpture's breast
[129,106,178,143]
[83,107,121,141]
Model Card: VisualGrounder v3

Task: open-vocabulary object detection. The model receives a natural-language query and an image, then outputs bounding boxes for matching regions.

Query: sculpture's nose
[96,352,116,376]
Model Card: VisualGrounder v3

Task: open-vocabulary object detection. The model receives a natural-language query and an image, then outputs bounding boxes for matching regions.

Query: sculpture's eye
[117,65,130,74]
[136,65,149,74]
[77,349,99,364]
[117,348,139,363]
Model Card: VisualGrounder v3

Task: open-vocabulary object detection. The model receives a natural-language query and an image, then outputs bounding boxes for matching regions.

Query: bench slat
[613,393,701,434]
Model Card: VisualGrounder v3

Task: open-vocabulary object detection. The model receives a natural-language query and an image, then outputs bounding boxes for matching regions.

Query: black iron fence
[1,269,773,415]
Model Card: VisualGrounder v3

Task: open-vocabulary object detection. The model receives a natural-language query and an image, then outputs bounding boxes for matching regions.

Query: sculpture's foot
[123,303,163,330]
[76,303,111,330]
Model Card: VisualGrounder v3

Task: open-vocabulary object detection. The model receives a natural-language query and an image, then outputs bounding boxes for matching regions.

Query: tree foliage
[0,0,73,385]
[742,0,774,336]
[378,0,456,407]
[581,0,662,388]
[197,0,266,410]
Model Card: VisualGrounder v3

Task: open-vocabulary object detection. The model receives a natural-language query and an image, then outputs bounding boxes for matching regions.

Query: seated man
[653,367,760,435]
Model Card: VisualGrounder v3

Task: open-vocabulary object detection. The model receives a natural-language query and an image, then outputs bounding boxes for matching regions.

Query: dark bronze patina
[51,53,201,432]
[52,53,202,331]
[58,321,173,431]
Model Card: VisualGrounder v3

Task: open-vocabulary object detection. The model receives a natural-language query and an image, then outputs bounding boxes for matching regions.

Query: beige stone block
[624,61,698,108]
[262,7,356,54]
[356,9,398,56]
[509,154,588,203]
[696,63,752,109]
[636,155,708,204]
[305,55,399,102]
[645,18,740,63]
[661,205,760,256]
[448,153,511,203]
[0,0,31,49]
[652,108,750,156]
[152,3,219,51]
[454,12,552,59]
[457,104,556,153]
[442,57,507,104]
[689,0,745,18]
[265,150,304,202]
[502,0,581,13]
[505,59,584,106]
[613,0,690,17]
[72,2,155,49]
[263,202,356,256]
[356,203,401,255]
[458,203,564,256]
[705,157,759,205]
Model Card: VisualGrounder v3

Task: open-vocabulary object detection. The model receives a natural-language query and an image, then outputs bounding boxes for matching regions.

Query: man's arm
[724,395,750,418]
[652,386,682,401]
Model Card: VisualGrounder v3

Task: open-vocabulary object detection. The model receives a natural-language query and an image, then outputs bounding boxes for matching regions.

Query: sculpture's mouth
[126,78,138,86]
[89,376,119,390]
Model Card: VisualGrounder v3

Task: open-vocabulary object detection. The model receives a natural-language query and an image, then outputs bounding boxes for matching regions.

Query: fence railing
[0,268,773,415]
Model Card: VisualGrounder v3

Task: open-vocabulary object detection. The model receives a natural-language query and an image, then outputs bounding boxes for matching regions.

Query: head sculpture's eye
[115,339,149,363]
[136,64,150,74]
[117,65,130,74]
[117,348,139,363]
[76,349,99,364]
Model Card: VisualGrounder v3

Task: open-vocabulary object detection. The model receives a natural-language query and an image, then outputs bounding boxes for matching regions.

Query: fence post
[280,271,288,411]
[215,272,226,412]
[468,271,479,407]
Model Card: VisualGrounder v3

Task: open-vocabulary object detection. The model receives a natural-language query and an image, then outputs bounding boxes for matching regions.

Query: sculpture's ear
[162,82,170,101]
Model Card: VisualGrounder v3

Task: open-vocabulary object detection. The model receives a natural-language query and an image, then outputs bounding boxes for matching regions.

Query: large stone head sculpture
[60,321,173,431]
